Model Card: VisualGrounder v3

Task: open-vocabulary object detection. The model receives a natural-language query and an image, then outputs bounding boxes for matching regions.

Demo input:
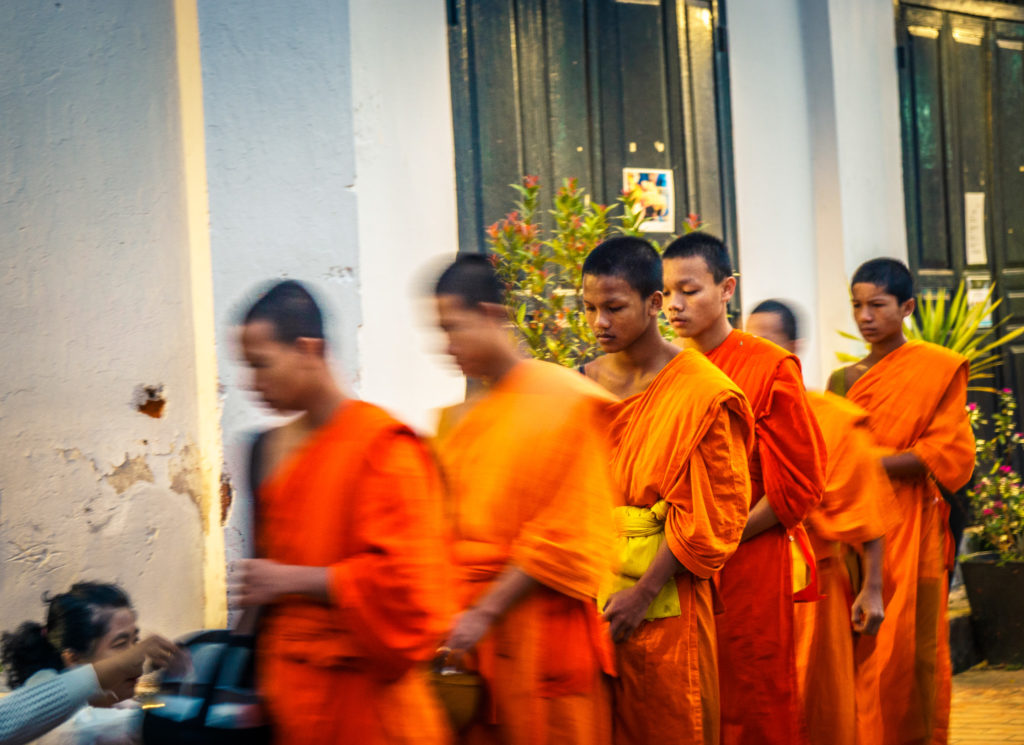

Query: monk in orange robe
[662,233,826,745]
[232,280,453,745]
[580,237,754,745]
[433,255,616,744]
[748,299,892,745]
[829,259,974,745]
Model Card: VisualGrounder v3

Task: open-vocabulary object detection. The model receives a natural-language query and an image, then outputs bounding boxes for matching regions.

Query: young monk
[662,232,826,745]
[829,259,975,745]
[432,254,617,744]
[580,236,754,745]
[747,298,892,745]
[231,280,453,745]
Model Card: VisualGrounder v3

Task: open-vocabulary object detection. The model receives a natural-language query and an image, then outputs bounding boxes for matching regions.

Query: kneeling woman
[1,582,144,745]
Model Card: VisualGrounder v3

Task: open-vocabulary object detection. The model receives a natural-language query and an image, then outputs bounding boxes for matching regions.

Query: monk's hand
[851,585,884,636]
[230,558,288,607]
[444,607,496,657]
[602,585,654,643]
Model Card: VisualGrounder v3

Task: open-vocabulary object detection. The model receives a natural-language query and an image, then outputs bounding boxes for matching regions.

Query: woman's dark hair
[0,582,132,688]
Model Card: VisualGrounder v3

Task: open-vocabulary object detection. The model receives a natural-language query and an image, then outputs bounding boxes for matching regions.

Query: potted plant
[487,176,699,367]
[960,389,1024,665]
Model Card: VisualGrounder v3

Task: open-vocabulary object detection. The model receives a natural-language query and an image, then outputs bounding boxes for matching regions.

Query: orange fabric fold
[805,392,890,553]
[841,341,974,745]
[437,360,618,745]
[257,401,454,745]
[796,392,894,745]
[607,349,754,745]
[705,330,826,745]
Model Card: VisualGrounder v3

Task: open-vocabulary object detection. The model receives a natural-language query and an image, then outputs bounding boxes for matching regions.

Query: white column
[348,0,466,432]
[197,0,362,567]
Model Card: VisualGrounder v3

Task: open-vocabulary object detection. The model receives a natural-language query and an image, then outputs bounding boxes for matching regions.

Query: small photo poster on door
[623,168,675,233]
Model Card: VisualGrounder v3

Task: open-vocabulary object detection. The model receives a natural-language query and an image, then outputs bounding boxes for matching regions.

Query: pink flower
[1002,388,1013,394]
[994,501,1005,510]
[983,508,995,517]
[967,403,978,412]
[522,174,540,188]
[1000,465,1013,475]
[686,213,701,230]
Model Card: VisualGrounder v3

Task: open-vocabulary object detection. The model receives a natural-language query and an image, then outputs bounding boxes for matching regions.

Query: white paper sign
[965,192,987,265]
[966,278,994,329]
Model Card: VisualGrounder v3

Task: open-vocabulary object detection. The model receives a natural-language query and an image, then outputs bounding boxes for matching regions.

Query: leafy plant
[488,176,700,368]
[837,281,1024,391]
[967,390,1024,561]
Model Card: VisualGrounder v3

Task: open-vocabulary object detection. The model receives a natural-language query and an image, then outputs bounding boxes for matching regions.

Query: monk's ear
[900,297,916,320]
[294,336,326,359]
[478,301,510,325]
[721,275,737,304]
[648,291,664,315]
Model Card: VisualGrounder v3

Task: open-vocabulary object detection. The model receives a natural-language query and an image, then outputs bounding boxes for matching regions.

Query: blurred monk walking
[747,299,892,745]
[232,280,453,745]
[580,237,754,745]
[663,233,826,745]
[829,260,974,745]
[433,255,617,745]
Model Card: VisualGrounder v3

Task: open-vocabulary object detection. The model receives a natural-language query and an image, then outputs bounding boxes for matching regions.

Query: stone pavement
[950,667,1024,744]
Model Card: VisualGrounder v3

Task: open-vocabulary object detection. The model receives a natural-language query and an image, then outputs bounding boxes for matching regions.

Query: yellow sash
[598,500,682,620]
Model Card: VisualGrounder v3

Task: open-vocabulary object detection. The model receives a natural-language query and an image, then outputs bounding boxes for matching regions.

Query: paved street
[950,667,1024,744]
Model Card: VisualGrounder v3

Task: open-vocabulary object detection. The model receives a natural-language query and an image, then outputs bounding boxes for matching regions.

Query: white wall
[0,1,206,639]
[349,0,466,431]
[728,0,907,384]
[727,0,824,384]
[200,0,464,571]
[197,0,362,566]
[822,0,907,365]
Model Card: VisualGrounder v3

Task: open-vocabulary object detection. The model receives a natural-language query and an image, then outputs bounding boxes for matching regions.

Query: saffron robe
[437,360,618,745]
[796,392,892,745]
[605,349,754,745]
[705,329,826,745]
[837,341,974,745]
[257,401,454,745]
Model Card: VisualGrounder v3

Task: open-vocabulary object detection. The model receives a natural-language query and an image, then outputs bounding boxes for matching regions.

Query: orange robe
[606,349,754,745]
[704,329,826,745]
[257,401,454,745]
[796,392,892,745]
[839,341,974,745]
[437,360,618,745]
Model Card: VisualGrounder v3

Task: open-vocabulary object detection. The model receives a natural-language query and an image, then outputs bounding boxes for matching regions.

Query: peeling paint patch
[7,540,62,569]
[219,472,233,525]
[133,384,167,418]
[325,265,355,282]
[104,454,155,495]
[169,443,205,528]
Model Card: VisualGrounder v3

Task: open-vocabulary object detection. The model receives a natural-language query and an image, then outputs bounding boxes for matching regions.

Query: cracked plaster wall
[0,1,206,638]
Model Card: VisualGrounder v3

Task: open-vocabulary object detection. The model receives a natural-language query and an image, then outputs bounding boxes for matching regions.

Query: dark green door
[447,0,737,264]
[897,2,1024,394]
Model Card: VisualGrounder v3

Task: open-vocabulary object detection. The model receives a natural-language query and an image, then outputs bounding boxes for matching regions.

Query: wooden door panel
[449,0,736,253]
[902,8,952,277]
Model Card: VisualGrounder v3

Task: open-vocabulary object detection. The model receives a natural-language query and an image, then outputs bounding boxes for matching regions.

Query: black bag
[141,614,272,744]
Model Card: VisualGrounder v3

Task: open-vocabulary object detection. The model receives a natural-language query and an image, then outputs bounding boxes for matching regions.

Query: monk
[580,237,754,745]
[747,299,891,745]
[231,280,453,745]
[829,259,974,745]
[433,255,617,744]
[662,232,826,745]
